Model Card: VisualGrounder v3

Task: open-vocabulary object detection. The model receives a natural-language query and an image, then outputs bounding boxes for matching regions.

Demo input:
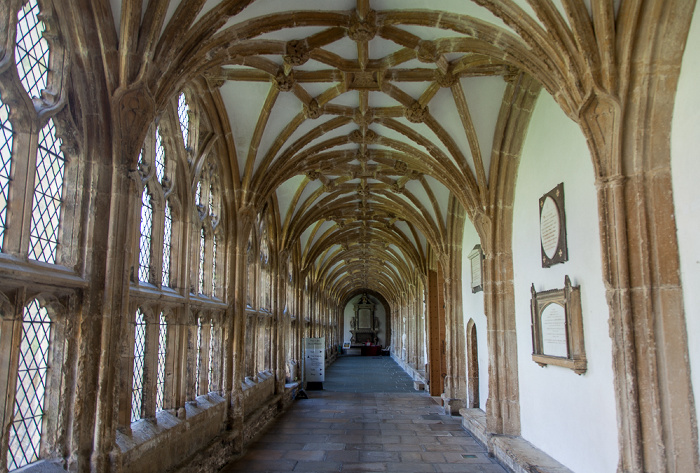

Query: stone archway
[466,319,479,409]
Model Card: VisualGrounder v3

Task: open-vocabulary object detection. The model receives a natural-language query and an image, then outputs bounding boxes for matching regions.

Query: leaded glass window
[156,312,167,412]
[15,0,49,99]
[211,235,217,296]
[177,93,189,148]
[131,309,146,423]
[7,299,52,471]
[195,181,201,207]
[28,119,65,264]
[195,317,202,395]
[0,96,13,251]
[198,228,205,294]
[154,128,165,183]
[138,188,153,283]
[207,321,214,390]
[162,201,172,287]
[208,184,214,216]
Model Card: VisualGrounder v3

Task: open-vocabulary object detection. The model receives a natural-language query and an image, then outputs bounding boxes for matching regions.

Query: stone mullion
[185,315,197,401]
[0,291,25,473]
[275,255,287,393]
[231,223,251,430]
[1,122,36,258]
[172,312,189,415]
[199,320,211,395]
[142,318,159,418]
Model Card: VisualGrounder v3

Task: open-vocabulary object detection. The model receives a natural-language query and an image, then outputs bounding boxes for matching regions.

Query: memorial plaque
[467,245,483,293]
[530,276,587,374]
[539,183,568,267]
[540,303,568,357]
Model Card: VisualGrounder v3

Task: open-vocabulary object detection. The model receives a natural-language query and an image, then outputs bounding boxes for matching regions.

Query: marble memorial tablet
[541,302,568,357]
[539,183,568,267]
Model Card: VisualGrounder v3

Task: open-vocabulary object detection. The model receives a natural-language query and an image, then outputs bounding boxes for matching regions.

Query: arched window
[198,228,205,294]
[177,93,190,149]
[7,299,52,471]
[28,119,66,264]
[207,320,214,390]
[156,312,167,412]
[15,1,50,99]
[131,309,146,422]
[211,234,217,296]
[0,96,13,250]
[195,316,202,395]
[162,201,172,287]
[138,188,153,283]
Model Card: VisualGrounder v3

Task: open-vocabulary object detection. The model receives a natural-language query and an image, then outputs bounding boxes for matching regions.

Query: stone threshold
[460,408,574,473]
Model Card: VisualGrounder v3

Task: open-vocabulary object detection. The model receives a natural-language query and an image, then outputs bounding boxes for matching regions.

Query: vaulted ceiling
[108,0,618,304]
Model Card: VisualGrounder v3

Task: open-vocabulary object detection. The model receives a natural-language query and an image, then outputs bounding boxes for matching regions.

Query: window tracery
[15,1,50,100]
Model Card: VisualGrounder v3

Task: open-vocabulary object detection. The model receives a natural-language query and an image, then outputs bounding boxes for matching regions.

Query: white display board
[304,337,325,382]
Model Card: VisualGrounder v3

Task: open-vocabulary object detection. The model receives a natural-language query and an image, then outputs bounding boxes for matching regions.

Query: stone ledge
[460,408,574,473]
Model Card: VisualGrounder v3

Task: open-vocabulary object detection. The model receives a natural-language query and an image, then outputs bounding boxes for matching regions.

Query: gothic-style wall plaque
[539,182,568,267]
[530,276,586,374]
[467,245,484,293]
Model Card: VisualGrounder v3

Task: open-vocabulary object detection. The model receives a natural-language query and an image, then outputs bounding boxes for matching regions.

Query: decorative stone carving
[274,70,294,92]
[347,70,380,90]
[284,40,309,66]
[405,102,428,123]
[348,10,377,42]
[416,40,439,63]
[303,99,321,119]
[436,70,457,88]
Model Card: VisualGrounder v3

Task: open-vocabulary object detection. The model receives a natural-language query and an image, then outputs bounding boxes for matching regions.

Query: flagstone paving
[220,356,508,472]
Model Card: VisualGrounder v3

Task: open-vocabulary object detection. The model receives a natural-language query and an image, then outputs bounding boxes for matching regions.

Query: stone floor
[220,356,508,472]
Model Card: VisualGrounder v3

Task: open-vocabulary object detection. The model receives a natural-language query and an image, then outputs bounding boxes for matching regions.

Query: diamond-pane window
[0,96,13,251]
[138,188,153,283]
[155,128,165,183]
[131,309,146,423]
[156,312,167,412]
[208,321,214,390]
[28,119,65,264]
[208,184,214,216]
[211,235,217,297]
[177,93,189,148]
[195,317,202,396]
[15,0,50,99]
[7,299,52,471]
[198,228,205,294]
[195,180,201,207]
[162,201,172,287]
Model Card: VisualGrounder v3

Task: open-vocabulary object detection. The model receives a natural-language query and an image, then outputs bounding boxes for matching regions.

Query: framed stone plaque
[467,245,484,293]
[530,276,586,374]
[539,183,568,267]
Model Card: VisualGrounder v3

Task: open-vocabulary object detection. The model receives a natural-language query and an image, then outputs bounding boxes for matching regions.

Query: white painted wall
[461,219,489,410]
[671,6,700,450]
[512,92,618,472]
[342,294,387,347]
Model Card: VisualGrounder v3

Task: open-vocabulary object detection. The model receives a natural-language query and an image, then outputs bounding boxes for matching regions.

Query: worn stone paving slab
[220,356,507,473]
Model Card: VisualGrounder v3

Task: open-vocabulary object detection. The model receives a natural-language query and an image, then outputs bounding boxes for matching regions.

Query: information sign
[304,338,325,382]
